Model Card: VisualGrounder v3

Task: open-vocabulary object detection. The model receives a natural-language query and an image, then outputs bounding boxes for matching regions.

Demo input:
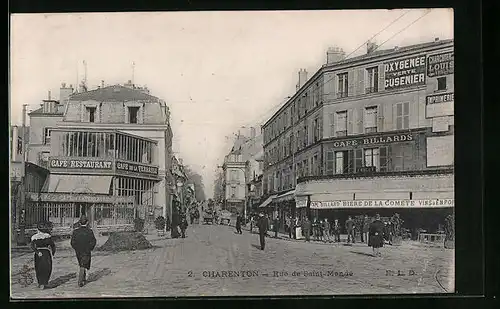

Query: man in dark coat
[70,216,97,287]
[235,213,243,234]
[256,213,268,250]
[345,216,355,243]
[302,217,312,242]
[332,219,341,242]
[369,214,385,256]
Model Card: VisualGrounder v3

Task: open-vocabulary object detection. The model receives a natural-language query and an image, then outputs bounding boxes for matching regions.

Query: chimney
[434,37,439,42]
[48,91,51,100]
[60,82,74,105]
[326,47,346,64]
[101,80,105,88]
[367,41,378,54]
[296,69,308,91]
[250,127,256,139]
[394,46,399,51]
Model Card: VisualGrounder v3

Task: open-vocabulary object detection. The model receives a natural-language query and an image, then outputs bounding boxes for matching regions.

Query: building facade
[261,39,454,233]
[222,152,247,214]
[26,83,174,233]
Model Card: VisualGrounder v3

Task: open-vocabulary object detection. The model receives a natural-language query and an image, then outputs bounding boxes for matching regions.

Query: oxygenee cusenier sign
[384,55,426,90]
[427,52,454,77]
[116,161,159,176]
[50,158,112,170]
[331,132,414,148]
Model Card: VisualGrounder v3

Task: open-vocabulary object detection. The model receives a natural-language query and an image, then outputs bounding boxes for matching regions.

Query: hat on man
[79,216,89,226]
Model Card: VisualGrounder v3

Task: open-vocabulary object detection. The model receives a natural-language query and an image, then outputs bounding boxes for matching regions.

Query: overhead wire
[255,9,418,128]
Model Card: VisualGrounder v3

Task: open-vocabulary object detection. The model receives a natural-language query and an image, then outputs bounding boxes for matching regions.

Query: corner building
[261,39,454,234]
[26,84,174,234]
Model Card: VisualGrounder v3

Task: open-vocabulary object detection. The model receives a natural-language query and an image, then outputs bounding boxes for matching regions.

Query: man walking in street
[322,218,331,242]
[346,216,355,243]
[256,213,268,250]
[333,219,341,242]
[70,216,97,287]
[273,216,279,238]
[302,217,311,242]
[235,213,243,234]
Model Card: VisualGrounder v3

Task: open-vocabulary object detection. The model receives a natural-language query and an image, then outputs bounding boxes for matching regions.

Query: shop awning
[274,190,295,204]
[259,195,277,208]
[44,175,113,194]
[310,193,354,202]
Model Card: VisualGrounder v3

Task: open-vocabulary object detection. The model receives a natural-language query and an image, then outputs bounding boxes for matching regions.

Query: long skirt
[76,252,92,270]
[34,249,52,286]
[369,234,384,248]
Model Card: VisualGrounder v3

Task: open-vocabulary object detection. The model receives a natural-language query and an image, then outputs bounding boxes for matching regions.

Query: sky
[10,9,453,198]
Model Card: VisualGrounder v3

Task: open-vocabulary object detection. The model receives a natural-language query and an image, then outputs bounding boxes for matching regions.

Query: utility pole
[18,104,28,245]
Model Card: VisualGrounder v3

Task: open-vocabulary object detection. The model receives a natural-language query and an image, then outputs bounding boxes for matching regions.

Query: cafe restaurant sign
[427,52,454,77]
[384,55,426,90]
[116,161,159,176]
[331,132,414,148]
[310,198,454,209]
[50,158,112,170]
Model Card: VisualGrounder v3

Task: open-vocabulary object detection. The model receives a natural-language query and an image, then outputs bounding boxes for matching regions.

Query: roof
[325,39,454,68]
[262,38,454,128]
[28,103,65,116]
[69,85,160,102]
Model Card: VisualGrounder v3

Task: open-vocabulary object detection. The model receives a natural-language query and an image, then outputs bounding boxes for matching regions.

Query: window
[364,148,380,171]
[334,152,342,174]
[313,154,319,175]
[437,77,447,91]
[44,128,51,144]
[86,107,96,123]
[326,151,334,175]
[364,106,378,133]
[366,67,379,93]
[230,186,236,198]
[313,118,319,142]
[337,73,348,98]
[231,170,238,181]
[395,102,410,130]
[335,111,348,136]
[304,123,308,147]
[39,152,50,167]
[128,107,140,124]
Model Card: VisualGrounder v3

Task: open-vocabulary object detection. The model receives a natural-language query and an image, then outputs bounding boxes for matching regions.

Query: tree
[183,166,206,201]
[213,171,225,203]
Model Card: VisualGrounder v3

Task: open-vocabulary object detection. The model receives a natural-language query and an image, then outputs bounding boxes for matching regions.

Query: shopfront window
[364,148,380,171]
[392,143,413,171]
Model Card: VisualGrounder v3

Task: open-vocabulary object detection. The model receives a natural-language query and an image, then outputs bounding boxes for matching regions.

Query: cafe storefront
[26,129,162,235]
[296,171,454,235]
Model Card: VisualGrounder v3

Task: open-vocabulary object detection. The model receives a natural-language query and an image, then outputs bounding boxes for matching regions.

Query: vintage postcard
[9,9,455,298]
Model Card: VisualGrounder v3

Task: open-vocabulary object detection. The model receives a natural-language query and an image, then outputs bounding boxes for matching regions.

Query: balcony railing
[337,92,348,98]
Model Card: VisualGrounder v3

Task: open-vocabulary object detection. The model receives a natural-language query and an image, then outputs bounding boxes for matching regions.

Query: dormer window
[128,107,139,124]
[86,107,96,123]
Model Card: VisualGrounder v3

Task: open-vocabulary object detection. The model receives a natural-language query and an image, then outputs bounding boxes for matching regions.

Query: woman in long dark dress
[368,214,384,257]
[30,222,56,289]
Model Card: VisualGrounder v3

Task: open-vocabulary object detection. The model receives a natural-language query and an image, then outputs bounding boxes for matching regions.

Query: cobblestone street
[11,222,454,298]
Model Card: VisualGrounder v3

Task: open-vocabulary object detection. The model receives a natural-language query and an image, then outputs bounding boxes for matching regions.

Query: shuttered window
[364,106,378,133]
[366,67,379,93]
[395,102,410,130]
[326,150,334,175]
[335,111,348,136]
